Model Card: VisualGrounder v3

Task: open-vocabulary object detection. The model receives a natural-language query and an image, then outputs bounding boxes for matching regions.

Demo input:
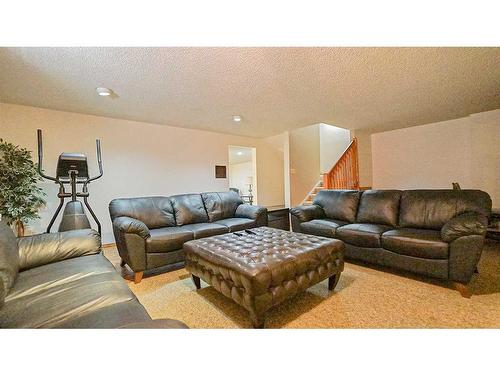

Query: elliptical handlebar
[87,138,103,183]
[37,129,59,183]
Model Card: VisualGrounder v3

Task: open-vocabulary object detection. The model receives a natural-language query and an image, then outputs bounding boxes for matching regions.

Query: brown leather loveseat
[109,191,268,282]
[290,189,492,297]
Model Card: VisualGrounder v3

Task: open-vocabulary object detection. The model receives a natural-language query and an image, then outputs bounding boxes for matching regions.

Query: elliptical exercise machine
[37,129,103,234]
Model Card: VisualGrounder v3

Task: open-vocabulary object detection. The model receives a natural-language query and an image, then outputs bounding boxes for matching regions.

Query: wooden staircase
[302,137,362,205]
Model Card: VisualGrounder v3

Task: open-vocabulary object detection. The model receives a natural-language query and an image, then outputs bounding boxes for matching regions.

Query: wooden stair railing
[322,137,359,190]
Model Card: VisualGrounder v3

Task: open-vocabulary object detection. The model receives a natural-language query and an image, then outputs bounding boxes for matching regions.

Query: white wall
[319,123,351,173]
[228,161,253,195]
[372,109,500,207]
[0,103,285,243]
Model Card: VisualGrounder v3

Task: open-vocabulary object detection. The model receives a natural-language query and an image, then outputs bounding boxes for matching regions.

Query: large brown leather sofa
[109,191,268,283]
[290,189,491,297]
[0,221,187,328]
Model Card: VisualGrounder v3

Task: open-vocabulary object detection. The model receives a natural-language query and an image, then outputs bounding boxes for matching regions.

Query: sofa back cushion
[201,191,243,222]
[399,190,492,230]
[313,190,361,223]
[356,190,402,226]
[170,194,209,226]
[0,221,19,301]
[109,197,175,229]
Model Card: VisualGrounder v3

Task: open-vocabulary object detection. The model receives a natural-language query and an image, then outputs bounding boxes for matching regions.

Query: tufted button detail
[184,227,345,325]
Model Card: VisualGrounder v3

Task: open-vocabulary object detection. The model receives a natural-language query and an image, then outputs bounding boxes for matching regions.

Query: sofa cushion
[336,223,393,248]
[399,190,492,230]
[313,190,361,223]
[120,318,189,329]
[0,254,150,328]
[299,219,348,238]
[344,243,449,280]
[381,228,449,259]
[170,194,209,226]
[214,218,255,232]
[146,227,194,253]
[109,196,175,229]
[356,190,402,226]
[181,223,229,239]
[201,191,243,222]
[0,222,19,301]
[54,300,151,329]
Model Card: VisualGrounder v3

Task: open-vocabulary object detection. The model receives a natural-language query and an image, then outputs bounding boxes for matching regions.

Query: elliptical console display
[37,129,103,234]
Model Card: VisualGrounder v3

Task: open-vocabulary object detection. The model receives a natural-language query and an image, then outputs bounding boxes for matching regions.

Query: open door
[228,146,257,204]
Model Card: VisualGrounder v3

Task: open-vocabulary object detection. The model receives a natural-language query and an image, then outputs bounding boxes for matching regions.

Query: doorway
[228,146,257,204]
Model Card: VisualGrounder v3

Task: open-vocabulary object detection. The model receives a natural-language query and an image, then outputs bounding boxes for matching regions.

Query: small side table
[266,205,290,231]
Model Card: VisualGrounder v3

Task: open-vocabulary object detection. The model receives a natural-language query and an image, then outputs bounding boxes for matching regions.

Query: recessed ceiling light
[232,115,242,123]
[96,87,112,96]
[237,151,243,156]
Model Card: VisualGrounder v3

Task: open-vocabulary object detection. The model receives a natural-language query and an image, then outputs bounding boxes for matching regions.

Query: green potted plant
[0,138,46,237]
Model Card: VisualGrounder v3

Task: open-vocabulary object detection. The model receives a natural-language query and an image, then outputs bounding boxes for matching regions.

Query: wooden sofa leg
[453,282,472,298]
[134,272,144,284]
[191,275,201,290]
[120,259,126,267]
[249,311,266,329]
[328,274,340,291]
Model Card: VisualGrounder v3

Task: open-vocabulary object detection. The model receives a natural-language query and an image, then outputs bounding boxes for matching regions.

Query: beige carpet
[104,240,500,328]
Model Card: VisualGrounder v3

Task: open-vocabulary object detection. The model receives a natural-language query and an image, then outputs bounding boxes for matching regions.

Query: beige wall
[0,103,285,243]
[372,109,500,207]
[262,132,286,207]
[289,124,320,206]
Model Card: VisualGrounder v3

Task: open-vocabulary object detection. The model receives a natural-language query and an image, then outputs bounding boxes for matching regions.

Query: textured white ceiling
[0,47,499,137]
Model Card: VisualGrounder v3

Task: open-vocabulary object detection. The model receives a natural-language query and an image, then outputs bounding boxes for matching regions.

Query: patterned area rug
[104,240,500,328]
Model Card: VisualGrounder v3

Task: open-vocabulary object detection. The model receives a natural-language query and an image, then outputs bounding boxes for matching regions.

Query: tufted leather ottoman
[184,227,344,328]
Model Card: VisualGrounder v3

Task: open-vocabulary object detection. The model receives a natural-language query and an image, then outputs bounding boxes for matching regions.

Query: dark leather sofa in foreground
[109,191,268,283]
[290,189,491,297]
[0,222,187,328]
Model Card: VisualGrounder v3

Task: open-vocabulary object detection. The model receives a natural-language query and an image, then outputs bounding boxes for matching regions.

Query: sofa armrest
[449,235,484,284]
[290,205,325,222]
[112,217,150,272]
[441,212,488,243]
[235,204,268,227]
[113,216,150,239]
[120,318,189,329]
[17,229,101,271]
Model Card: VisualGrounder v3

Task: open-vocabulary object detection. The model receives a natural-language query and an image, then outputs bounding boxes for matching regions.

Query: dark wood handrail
[322,137,359,190]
